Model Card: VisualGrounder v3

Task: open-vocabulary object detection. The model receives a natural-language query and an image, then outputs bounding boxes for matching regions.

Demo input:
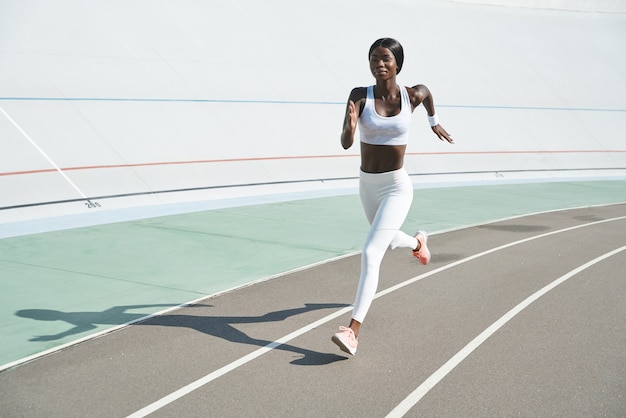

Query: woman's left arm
[410,84,454,144]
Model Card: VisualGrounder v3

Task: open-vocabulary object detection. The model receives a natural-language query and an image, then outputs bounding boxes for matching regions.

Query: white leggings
[352,168,418,323]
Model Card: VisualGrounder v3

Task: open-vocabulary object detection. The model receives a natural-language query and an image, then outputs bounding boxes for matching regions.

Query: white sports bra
[359,85,412,146]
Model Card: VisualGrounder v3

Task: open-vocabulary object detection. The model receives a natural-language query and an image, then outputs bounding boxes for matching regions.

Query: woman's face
[369,46,398,79]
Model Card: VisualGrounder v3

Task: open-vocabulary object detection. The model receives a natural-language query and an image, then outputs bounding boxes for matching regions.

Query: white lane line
[125,215,626,417]
[0,107,88,200]
[126,306,353,418]
[375,215,626,300]
[386,245,626,418]
[0,252,361,373]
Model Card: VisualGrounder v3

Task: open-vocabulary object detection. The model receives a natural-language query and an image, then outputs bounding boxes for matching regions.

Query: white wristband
[428,113,439,127]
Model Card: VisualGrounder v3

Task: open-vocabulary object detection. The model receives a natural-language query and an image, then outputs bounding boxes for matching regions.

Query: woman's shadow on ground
[16,302,350,366]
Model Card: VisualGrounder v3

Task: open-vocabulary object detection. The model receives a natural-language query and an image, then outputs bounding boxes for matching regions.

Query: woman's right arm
[341,88,365,150]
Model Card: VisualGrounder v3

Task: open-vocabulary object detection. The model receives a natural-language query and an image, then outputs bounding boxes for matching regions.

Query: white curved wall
[1,0,625,223]
[450,0,626,12]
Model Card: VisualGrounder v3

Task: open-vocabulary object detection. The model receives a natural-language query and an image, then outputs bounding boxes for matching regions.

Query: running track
[1,202,624,417]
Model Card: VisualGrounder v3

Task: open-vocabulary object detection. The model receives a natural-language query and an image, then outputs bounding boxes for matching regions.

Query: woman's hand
[431,124,454,144]
[345,100,358,130]
[341,100,358,149]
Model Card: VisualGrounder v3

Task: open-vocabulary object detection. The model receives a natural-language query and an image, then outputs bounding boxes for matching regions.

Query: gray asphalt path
[1,204,624,417]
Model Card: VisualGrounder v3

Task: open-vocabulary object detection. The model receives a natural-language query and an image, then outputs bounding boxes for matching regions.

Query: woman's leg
[333,169,417,354]
[351,169,415,326]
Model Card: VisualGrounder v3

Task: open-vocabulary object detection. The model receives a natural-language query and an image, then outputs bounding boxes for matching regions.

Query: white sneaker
[331,326,358,355]
[413,230,431,265]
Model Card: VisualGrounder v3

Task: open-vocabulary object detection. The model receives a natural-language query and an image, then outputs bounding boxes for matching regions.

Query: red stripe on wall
[1,150,624,177]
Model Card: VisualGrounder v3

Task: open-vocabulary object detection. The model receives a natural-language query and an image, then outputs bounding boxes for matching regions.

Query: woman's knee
[362,242,386,266]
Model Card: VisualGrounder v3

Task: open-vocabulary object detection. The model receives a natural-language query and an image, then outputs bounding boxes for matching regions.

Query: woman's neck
[374,78,399,99]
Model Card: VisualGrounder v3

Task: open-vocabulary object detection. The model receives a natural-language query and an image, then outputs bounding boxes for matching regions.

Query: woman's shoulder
[405,84,430,105]
[406,84,429,96]
[350,86,369,95]
[348,86,369,102]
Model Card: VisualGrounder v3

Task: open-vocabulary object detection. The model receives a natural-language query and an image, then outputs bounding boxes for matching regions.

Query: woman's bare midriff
[360,142,406,173]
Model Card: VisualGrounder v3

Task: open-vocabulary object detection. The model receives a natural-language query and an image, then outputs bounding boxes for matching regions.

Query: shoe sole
[331,335,356,356]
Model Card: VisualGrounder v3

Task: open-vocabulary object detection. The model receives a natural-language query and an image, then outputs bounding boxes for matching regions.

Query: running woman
[332,38,454,356]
